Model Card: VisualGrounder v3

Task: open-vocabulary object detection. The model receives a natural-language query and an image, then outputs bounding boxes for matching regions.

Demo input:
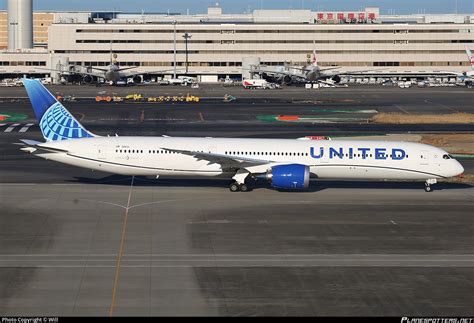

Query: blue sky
[0,0,473,14]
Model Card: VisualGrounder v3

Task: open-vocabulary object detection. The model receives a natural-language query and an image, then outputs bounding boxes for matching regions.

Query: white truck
[167,76,196,86]
[242,78,268,89]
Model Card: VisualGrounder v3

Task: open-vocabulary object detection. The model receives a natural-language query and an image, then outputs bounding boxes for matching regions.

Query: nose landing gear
[425,179,437,192]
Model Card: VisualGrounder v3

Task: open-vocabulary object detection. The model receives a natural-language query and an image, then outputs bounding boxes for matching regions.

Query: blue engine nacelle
[267,164,310,190]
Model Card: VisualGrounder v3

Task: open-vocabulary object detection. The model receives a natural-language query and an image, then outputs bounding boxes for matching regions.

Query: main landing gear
[229,181,250,192]
[229,169,252,192]
[425,179,437,192]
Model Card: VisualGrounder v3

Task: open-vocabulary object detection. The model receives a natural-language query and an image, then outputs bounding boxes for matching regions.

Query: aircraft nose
[453,160,465,177]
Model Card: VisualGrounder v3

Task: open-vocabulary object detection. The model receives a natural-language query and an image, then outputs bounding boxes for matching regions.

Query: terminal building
[0,1,473,83]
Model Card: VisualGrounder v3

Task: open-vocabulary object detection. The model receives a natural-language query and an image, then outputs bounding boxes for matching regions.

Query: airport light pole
[173,20,177,79]
[182,32,192,75]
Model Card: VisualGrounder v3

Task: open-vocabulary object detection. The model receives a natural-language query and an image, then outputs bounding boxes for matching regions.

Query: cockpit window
[443,154,453,160]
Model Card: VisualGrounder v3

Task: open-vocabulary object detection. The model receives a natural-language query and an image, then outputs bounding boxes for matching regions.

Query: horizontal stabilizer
[19,139,42,146]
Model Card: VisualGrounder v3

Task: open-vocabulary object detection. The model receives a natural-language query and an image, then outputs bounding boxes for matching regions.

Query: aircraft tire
[239,183,249,192]
[229,182,240,192]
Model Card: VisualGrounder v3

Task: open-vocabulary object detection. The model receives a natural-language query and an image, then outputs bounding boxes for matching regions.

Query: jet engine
[266,164,310,190]
[277,75,292,85]
[82,75,93,84]
[132,75,142,84]
[331,75,341,84]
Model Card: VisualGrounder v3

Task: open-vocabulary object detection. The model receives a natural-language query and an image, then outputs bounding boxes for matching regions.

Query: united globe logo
[39,102,92,141]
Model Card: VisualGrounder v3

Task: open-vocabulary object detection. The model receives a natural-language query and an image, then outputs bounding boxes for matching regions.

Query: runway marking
[4,123,20,132]
[395,105,411,115]
[76,197,210,211]
[198,112,205,121]
[77,199,128,210]
[109,175,134,317]
[1,253,473,257]
[440,104,460,113]
[2,254,473,268]
[424,100,461,113]
[128,198,208,210]
[18,123,34,133]
[75,113,86,122]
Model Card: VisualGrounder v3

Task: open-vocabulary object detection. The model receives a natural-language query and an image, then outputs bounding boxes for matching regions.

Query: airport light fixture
[182,32,192,75]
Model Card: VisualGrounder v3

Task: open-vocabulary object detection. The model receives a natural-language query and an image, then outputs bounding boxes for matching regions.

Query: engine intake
[132,75,142,84]
[331,75,341,84]
[267,164,310,190]
[82,75,93,84]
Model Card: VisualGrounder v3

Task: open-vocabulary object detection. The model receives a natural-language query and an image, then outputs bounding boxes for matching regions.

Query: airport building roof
[86,7,473,25]
[1,6,473,25]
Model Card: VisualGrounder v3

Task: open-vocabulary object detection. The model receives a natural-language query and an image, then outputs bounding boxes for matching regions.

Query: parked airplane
[47,52,177,86]
[249,44,377,85]
[249,47,344,84]
[19,79,463,192]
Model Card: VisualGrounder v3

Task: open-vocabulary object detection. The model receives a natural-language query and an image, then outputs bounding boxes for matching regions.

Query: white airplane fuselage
[104,64,122,83]
[34,137,464,181]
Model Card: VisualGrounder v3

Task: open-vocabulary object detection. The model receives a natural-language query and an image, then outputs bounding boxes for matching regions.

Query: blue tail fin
[22,79,96,141]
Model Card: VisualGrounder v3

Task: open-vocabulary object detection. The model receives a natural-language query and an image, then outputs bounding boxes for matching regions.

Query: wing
[123,68,185,78]
[17,139,69,154]
[248,68,302,78]
[86,67,110,72]
[116,66,139,72]
[161,147,273,171]
[319,66,341,72]
[331,69,386,76]
[35,67,100,78]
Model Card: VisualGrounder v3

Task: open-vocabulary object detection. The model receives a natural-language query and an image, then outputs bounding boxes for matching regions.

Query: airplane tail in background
[311,41,318,67]
[466,47,474,70]
[22,79,96,142]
